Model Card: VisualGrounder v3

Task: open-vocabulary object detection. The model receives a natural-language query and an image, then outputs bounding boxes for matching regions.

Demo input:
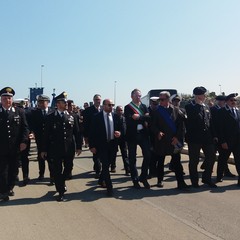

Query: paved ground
[1,143,240,240]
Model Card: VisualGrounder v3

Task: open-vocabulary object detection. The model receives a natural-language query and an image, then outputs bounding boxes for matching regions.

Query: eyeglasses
[94,98,101,101]
[229,99,237,102]
[105,104,114,107]
[159,98,168,101]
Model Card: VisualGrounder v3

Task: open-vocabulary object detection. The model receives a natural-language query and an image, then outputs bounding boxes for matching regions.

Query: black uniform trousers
[0,153,18,194]
[98,140,116,190]
[127,131,150,182]
[156,153,185,184]
[52,155,73,194]
[36,139,54,178]
[217,145,240,179]
[20,139,30,179]
[188,142,216,185]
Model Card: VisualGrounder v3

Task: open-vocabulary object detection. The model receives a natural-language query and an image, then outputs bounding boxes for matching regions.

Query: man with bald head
[89,99,121,197]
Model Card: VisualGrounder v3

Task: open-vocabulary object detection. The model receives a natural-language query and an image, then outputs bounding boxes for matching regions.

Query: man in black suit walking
[111,105,130,175]
[217,93,240,185]
[124,88,151,189]
[150,91,189,189]
[29,94,54,183]
[83,94,102,178]
[41,92,82,201]
[89,99,121,196]
[0,87,29,202]
[210,95,235,178]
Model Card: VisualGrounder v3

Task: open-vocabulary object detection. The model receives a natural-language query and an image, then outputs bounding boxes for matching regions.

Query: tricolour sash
[157,106,176,134]
[128,102,144,116]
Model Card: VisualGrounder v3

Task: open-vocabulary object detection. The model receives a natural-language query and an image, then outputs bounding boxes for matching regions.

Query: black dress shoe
[23,177,30,186]
[133,181,141,189]
[56,193,65,202]
[224,172,236,178]
[110,167,116,173]
[191,183,200,188]
[140,179,151,189]
[8,190,15,196]
[98,180,107,188]
[202,180,217,188]
[177,182,190,190]
[157,181,164,188]
[216,177,223,183]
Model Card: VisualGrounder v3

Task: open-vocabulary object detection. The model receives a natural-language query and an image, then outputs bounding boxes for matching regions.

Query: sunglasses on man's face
[229,99,237,102]
[159,98,168,101]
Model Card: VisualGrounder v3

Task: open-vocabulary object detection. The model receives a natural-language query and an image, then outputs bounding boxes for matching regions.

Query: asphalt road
[1,143,240,240]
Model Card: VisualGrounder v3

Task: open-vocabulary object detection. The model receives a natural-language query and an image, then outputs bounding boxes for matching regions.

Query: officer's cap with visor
[0,87,15,97]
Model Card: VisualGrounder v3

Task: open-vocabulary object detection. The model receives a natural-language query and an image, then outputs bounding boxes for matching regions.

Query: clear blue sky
[0,0,239,107]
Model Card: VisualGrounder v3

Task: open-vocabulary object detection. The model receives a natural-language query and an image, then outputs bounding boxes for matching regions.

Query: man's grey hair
[159,91,171,98]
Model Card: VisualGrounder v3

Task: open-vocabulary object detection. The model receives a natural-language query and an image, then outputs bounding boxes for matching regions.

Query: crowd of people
[0,86,240,202]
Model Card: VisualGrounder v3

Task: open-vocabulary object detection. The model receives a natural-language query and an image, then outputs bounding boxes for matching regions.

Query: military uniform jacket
[124,103,150,142]
[42,110,82,158]
[151,105,185,156]
[218,106,240,148]
[185,101,215,144]
[0,106,29,155]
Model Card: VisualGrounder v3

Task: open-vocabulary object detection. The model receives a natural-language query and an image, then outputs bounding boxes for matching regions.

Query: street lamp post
[41,65,44,88]
[219,84,222,94]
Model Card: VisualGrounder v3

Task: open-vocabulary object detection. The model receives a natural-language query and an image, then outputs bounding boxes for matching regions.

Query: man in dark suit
[29,94,54,183]
[168,94,186,175]
[112,105,130,175]
[124,88,151,189]
[148,97,159,179]
[217,93,240,185]
[210,95,235,178]
[83,94,102,178]
[41,92,82,201]
[185,86,217,188]
[89,99,121,196]
[150,91,189,189]
[0,87,29,202]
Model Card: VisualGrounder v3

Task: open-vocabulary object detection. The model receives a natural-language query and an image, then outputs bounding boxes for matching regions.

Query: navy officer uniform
[210,95,235,178]
[0,87,29,202]
[29,94,54,183]
[217,93,240,185]
[185,86,217,188]
[41,92,82,201]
